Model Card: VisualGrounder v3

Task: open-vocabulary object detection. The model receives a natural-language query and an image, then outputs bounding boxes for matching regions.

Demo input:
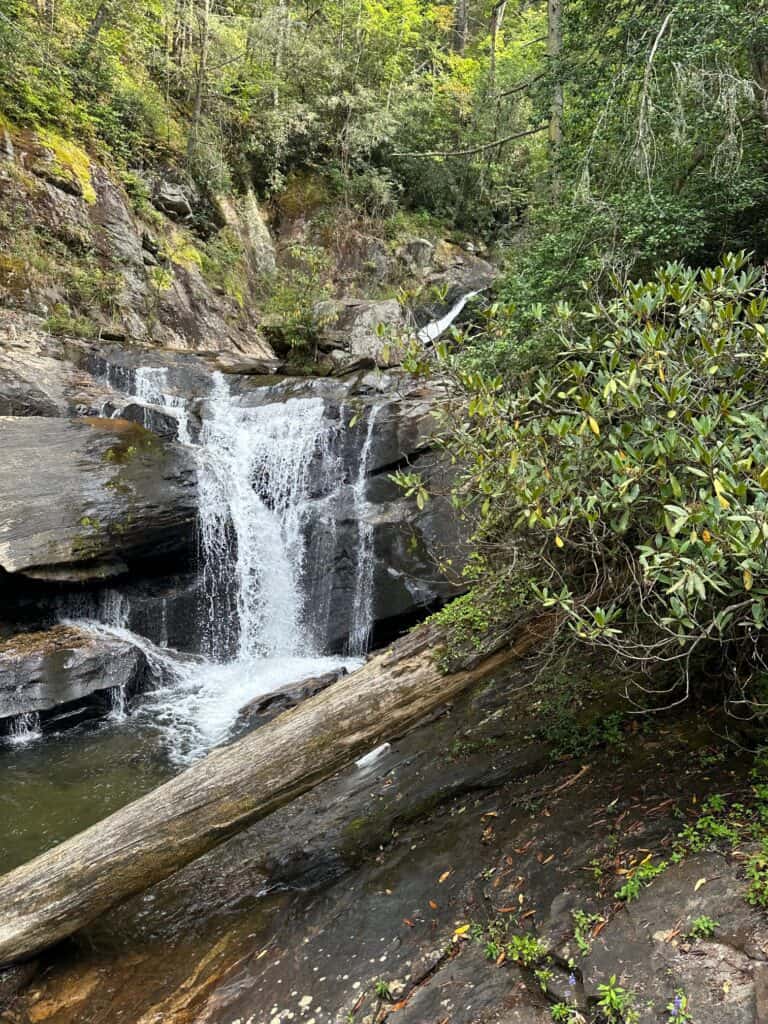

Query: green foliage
[201,229,248,306]
[505,933,547,967]
[262,245,335,350]
[373,979,391,1000]
[572,909,603,956]
[687,915,718,940]
[614,859,667,904]
[596,975,639,1024]
[745,837,768,908]
[666,990,693,1023]
[551,1005,579,1024]
[43,306,96,338]
[416,253,768,700]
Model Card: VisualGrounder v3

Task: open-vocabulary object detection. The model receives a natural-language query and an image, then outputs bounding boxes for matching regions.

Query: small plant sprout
[614,858,667,903]
[666,990,692,1023]
[373,979,391,1000]
[572,909,603,955]
[688,915,718,939]
[596,975,639,1023]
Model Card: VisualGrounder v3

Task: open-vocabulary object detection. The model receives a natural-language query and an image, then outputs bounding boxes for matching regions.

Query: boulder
[0,624,148,729]
[152,181,194,221]
[0,312,116,417]
[581,852,768,1023]
[234,668,348,734]
[319,297,407,367]
[0,416,197,580]
[396,236,435,274]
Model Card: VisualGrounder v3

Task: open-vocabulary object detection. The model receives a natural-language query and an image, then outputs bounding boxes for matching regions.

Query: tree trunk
[0,615,553,968]
[453,0,468,53]
[272,0,288,109]
[188,0,210,154]
[489,0,507,92]
[547,0,563,153]
[752,43,768,141]
[81,0,116,51]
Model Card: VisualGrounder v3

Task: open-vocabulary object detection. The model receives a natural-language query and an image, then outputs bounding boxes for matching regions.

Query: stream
[0,295,472,876]
[0,367,369,872]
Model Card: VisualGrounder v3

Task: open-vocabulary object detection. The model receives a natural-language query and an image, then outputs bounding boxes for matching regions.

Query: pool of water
[0,638,361,875]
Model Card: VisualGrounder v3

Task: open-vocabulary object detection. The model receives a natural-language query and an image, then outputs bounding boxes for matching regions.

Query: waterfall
[104,365,192,444]
[51,363,382,763]
[197,373,339,660]
[131,367,192,444]
[417,290,478,345]
[348,406,380,655]
[6,712,41,746]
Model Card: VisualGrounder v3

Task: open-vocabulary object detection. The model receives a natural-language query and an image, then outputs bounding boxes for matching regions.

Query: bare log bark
[0,615,554,967]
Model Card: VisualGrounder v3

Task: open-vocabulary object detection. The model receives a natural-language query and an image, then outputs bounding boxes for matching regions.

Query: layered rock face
[0,130,276,357]
[0,323,466,726]
[0,416,197,581]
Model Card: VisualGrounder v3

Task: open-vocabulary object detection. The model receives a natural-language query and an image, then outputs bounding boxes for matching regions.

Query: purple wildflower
[568,972,577,988]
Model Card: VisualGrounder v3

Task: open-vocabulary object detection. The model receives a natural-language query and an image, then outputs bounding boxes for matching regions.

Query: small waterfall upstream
[55,366,379,764]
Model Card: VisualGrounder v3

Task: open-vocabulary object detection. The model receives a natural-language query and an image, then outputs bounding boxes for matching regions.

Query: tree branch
[393,124,547,159]
[492,72,544,100]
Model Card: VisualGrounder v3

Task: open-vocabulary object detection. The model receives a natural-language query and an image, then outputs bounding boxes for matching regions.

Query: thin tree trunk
[188,0,210,155]
[272,0,287,109]
[81,0,116,51]
[453,0,468,54]
[489,0,507,92]
[752,44,768,141]
[0,614,554,967]
[547,0,563,155]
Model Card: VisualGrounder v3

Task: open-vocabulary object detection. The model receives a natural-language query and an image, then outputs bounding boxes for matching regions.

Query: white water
[132,367,192,444]
[51,366,368,764]
[348,406,380,655]
[66,620,358,764]
[6,712,42,746]
[102,363,192,444]
[417,290,479,345]
[197,373,339,660]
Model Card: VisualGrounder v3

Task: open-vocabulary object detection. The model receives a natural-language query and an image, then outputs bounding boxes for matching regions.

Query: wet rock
[0,416,197,579]
[0,624,147,728]
[414,241,498,326]
[0,364,61,417]
[210,353,285,375]
[234,668,347,733]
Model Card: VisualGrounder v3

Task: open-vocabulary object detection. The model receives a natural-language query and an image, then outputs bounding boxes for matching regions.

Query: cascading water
[197,373,338,661]
[53,366,369,765]
[348,406,380,655]
[132,367,192,444]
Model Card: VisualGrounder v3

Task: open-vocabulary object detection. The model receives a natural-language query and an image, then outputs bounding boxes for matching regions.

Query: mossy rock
[30,129,96,204]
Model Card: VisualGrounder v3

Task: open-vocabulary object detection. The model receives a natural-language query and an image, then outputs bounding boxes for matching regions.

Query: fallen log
[0,614,553,967]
